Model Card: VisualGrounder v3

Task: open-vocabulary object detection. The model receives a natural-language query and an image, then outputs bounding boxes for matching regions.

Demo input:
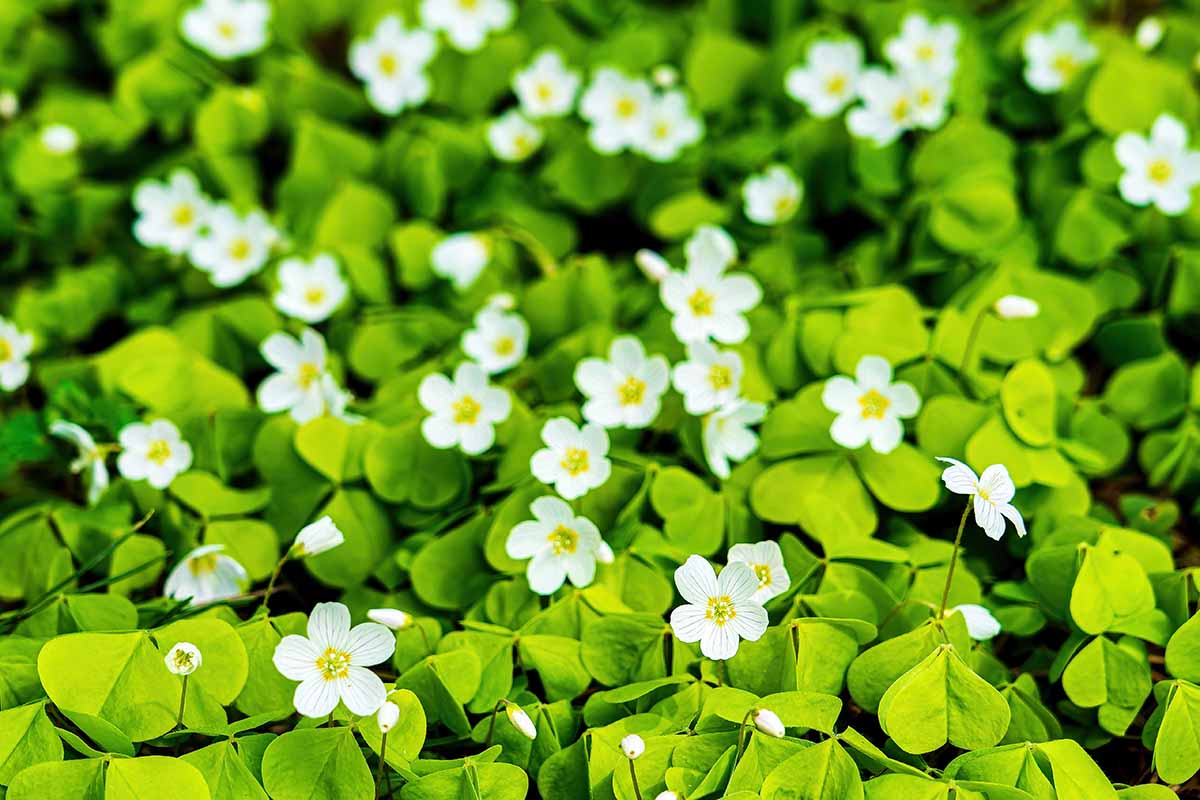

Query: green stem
[937,500,974,619]
[327,712,335,728]
[734,708,755,763]
[375,731,388,799]
[496,224,557,277]
[483,701,503,748]
[258,553,290,616]
[176,675,189,730]
[415,623,433,656]
[718,659,729,687]
[957,307,991,393]
[661,629,673,677]
[628,756,643,800]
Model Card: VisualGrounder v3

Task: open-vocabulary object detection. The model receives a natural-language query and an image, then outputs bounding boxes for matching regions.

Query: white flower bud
[948,604,1003,641]
[368,608,414,630]
[635,249,672,283]
[620,733,645,759]
[1136,17,1163,50]
[753,708,785,738]
[293,516,344,557]
[655,793,680,800]
[40,124,78,154]
[596,541,615,565]
[652,64,679,88]
[992,295,1039,320]
[0,90,18,120]
[377,700,400,733]
[505,702,538,740]
[485,292,516,311]
[165,642,202,675]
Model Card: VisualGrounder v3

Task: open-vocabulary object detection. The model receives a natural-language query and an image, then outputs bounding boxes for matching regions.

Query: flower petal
[700,622,739,661]
[669,604,709,643]
[717,561,759,603]
[674,555,718,605]
[854,355,892,389]
[293,675,340,718]
[936,457,979,495]
[307,602,351,651]
[821,376,860,413]
[345,622,396,667]
[338,666,387,716]
[273,634,321,681]
[731,601,769,641]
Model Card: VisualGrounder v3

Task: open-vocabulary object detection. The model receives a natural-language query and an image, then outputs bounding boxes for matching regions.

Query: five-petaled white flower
[292,516,344,557]
[40,124,78,154]
[188,204,277,287]
[165,642,202,675]
[785,39,863,118]
[660,255,761,345]
[671,340,743,416]
[574,336,670,429]
[727,541,790,605]
[420,0,514,53]
[847,68,915,146]
[1022,21,1097,94]
[821,355,920,455]
[273,254,348,323]
[1114,113,1200,216]
[884,13,960,79]
[703,399,766,479]
[117,419,193,489]
[743,164,803,225]
[937,457,1027,540]
[530,417,611,500]
[461,306,529,375]
[686,225,738,271]
[0,317,33,392]
[505,496,608,595]
[132,170,211,255]
[349,16,438,116]
[905,68,952,131]
[669,555,768,661]
[513,50,581,118]
[487,109,544,162]
[49,421,109,505]
[431,232,491,291]
[257,329,332,424]
[164,544,247,606]
[949,603,1002,641]
[636,90,704,163]
[180,0,271,60]
[418,362,512,455]
[272,601,395,718]
[579,68,654,155]
[993,295,1039,320]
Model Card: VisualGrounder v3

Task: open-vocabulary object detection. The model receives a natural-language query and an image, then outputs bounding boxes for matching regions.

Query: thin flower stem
[327,712,335,728]
[176,675,189,730]
[483,701,503,748]
[628,757,643,800]
[718,659,729,687]
[937,500,975,620]
[415,624,433,656]
[957,307,991,393]
[734,708,755,763]
[375,731,388,799]
[258,553,290,616]
[661,629,673,677]
[496,224,558,277]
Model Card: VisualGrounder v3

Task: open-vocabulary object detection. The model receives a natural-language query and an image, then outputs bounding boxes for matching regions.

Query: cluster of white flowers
[257,328,355,424]
[180,0,271,60]
[1114,113,1200,216]
[579,67,704,162]
[486,49,583,162]
[1021,21,1097,94]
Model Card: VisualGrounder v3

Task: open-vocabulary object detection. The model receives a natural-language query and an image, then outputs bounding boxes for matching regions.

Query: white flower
[418,362,512,455]
[40,124,78,154]
[0,317,33,392]
[164,544,247,606]
[293,516,344,557]
[904,67,952,131]
[367,609,413,630]
[1022,21,1097,94]
[635,90,704,163]
[0,90,18,120]
[420,0,513,53]
[1114,113,1200,216]
[652,64,679,88]
[821,355,921,455]
[753,708,785,738]
[743,164,802,225]
[574,336,670,429]
[655,793,680,800]
[784,39,863,118]
[272,601,395,718]
[116,419,193,489]
[505,496,607,595]
[620,734,645,759]
[188,204,277,288]
[936,458,1027,541]
[349,16,438,116]
[950,604,1002,641]
[431,232,490,291]
[530,417,611,500]
[257,329,331,424]
[484,292,515,311]
[273,254,348,324]
[487,109,544,162]
[505,702,538,740]
[132,170,211,255]
[846,68,914,146]
[165,642,202,675]
[1136,16,1164,51]
[671,340,743,416]
[579,68,654,155]
[513,50,580,118]
[635,249,672,283]
[49,421,109,505]
[703,400,765,480]
[660,258,761,345]
[685,225,738,271]
[727,541,790,605]
[377,700,400,733]
[669,555,768,661]
[180,0,271,60]
[462,307,529,375]
[884,13,960,79]
[993,295,1039,320]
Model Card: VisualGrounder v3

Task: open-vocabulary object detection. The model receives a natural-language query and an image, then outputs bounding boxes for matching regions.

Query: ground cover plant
[3,0,1200,798]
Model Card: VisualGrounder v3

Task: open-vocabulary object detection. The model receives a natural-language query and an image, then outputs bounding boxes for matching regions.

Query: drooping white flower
[671,340,743,416]
[377,700,400,733]
[821,355,921,455]
[431,232,491,291]
[418,362,512,455]
[685,225,738,271]
[0,317,33,392]
[165,642,202,675]
[273,254,348,324]
[1135,16,1164,51]
[506,496,608,595]
[743,164,802,225]
[188,204,277,288]
[529,417,611,500]
[936,458,1027,540]
[753,708,785,738]
[462,306,529,375]
[660,257,761,345]
[420,0,513,53]
[847,68,914,146]
[621,734,645,759]
[884,13,960,79]
[292,516,344,557]
[950,603,1002,641]
[349,15,438,116]
[784,39,863,118]
[574,336,670,429]
[367,608,413,630]
[0,90,18,120]
[272,601,395,718]
[487,109,544,162]
[505,701,538,740]
[993,295,1039,319]
[164,544,248,606]
[116,419,193,489]
[1022,21,1097,94]
[635,90,704,163]
[513,50,581,118]
[703,400,766,480]
[1114,113,1200,216]
[49,421,109,506]
[579,68,654,155]
[669,555,768,661]
[40,124,78,154]
[180,0,271,60]
[904,67,952,131]
[257,329,331,424]
[727,541,790,605]
[635,249,672,283]
[132,170,212,255]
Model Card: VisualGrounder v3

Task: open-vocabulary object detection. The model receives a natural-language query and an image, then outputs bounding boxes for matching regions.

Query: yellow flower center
[978,487,990,502]
[171,649,196,671]
[1148,159,1173,184]
[172,204,194,227]
[304,286,326,306]
[688,288,715,316]
[775,195,796,218]
[916,88,933,107]
[653,122,671,140]
[825,73,847,95]
[891,97,910,122]
[706,595,736,626]
[513,134,533,155]
[146,439,173,465]
[217,20,237,39]
[547,524,579,555]
[615,97,638,118]
[453,395,482,425]
[316,646,352,682]
[858,389,891,420]
[298,362,322,389]
[494,336,516,356]
[617,376,646,406]
[708,364,733,391]
[0,339,10,362]
[916,43,935,61]
[560,446,590,476]
[1052,53,1078,80]
[753,563,772,590]
[459,0,478,8]
[188,552,219,577]
[536,83,554,101]
[227,237,252,262]
[378,53,398,76]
